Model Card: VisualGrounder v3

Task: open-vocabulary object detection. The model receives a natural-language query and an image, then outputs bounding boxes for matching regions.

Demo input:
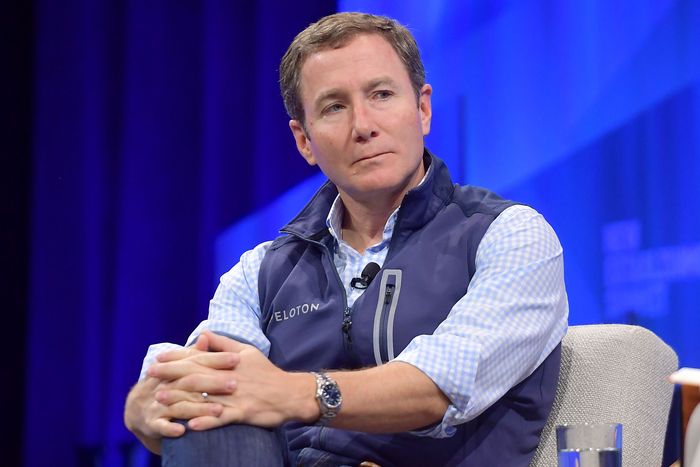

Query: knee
[161,423,284,467]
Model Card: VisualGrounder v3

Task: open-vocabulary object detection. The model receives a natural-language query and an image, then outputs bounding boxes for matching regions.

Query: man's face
[289,33,432,204]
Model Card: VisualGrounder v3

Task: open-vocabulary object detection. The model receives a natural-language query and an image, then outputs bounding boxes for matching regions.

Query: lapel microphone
[350,262,381,289]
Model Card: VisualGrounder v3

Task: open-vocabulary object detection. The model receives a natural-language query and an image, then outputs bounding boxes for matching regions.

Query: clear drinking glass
[556,423,622,467]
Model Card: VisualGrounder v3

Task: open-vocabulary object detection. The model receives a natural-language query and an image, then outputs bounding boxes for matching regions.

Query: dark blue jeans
[161,423,284,467]
[161,423,362,467]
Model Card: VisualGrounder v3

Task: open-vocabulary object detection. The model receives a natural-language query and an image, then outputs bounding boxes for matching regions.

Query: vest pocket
[372,269,402,365]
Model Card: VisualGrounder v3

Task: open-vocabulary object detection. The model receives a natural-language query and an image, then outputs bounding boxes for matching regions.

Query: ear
[289,120,316,165]
[418,84,433,136]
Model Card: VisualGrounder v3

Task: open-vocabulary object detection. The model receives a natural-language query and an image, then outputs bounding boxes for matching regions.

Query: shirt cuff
[408,410,459,438]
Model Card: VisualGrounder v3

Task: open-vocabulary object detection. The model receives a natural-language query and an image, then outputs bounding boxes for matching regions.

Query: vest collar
[280,149,455,240]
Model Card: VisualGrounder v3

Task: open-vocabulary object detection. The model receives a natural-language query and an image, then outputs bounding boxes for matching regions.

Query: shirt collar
[325,166,431,252]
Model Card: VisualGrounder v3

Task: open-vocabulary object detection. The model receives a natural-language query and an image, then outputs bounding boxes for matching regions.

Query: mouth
[355,152,389,164]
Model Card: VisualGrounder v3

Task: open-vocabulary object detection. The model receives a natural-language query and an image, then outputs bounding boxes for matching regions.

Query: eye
[322,102,345,115]
[373,90,394,100]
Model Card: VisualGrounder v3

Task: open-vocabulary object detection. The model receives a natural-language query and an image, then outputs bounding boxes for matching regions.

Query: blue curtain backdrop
[27,1,334,466]
[27,1,698,466]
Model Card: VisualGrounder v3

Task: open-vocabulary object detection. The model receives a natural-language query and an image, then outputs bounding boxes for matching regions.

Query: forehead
[298,33,410,101]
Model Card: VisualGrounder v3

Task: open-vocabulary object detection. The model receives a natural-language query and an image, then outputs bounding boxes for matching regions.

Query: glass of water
[556,423,622,467]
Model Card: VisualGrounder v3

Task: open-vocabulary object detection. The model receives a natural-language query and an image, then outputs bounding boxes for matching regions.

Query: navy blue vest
[258,151,561,466]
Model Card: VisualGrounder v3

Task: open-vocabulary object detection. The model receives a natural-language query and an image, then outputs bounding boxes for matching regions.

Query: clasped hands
[128,331,317,445]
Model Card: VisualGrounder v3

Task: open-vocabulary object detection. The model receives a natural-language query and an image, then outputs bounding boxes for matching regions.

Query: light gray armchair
[530,325,678,467]
[688,405,700,467]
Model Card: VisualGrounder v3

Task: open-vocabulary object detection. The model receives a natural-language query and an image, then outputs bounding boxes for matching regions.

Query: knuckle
[148,400,163,415]
[175,374,192,388]
[154,390,167,404]
[167,402,187,419]
[229,407,245,423]
[180,373,200,387]
[146,420,163,437]
[163,424,181,437]
[237,401,252,419]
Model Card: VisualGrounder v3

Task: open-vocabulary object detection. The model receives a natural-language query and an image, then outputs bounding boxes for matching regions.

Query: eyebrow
[364,76,398,92]
[313,89,346,111]
[312,76,400,112]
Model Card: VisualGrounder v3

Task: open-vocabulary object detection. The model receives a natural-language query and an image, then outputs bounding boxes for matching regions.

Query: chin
[349,174,414,198]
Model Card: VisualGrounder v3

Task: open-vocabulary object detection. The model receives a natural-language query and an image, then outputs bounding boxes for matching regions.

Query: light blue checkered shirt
[141,200,568,438]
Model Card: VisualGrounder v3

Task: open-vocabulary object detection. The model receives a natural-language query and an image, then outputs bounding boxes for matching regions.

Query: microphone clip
[350,262,381,290]
[350,277,370,289]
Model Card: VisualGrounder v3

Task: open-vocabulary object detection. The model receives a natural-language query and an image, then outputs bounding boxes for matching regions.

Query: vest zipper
[372,270,402,365]
[378,284,395,362]
[342,306,353,350]
[379,284,396,363]
[281,229,354,353]
[322,248,354,352]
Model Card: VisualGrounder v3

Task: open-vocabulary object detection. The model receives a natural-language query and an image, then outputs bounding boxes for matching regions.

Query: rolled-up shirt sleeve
[138,241,273,380]
[393,204,569,438]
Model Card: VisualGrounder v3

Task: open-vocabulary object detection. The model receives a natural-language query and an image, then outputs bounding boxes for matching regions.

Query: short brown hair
[279,12,425,124]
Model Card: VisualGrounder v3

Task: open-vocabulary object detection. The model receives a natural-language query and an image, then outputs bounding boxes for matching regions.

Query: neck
[339,174,424,253]
[340,196,399,254]
[338,156,427,254]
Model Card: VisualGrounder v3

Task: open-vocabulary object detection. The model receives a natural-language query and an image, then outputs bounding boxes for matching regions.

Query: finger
[157,349,238,369]
[201,331,248,353]
[154,379,174,392]
[156,346,204,363]
[148,360,195,380]
[188,406,245,431]
[148,354,238,380]
[170,373,237,395]
[190,351,240,370]
[187,415,228,431]
[156,381,235,406]
[155,388,202,406]
[164,400,224,420]
[149,417,186,438]
[141,375,161,389]
[194,333,210,352]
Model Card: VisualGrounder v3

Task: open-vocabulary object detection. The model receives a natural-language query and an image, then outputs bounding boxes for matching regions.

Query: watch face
[321,382,342,408]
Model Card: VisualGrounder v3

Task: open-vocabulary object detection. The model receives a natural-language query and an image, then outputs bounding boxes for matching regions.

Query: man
[124,12,568,466]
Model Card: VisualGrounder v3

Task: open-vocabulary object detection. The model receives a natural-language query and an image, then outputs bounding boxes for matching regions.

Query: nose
[351,103,378,142]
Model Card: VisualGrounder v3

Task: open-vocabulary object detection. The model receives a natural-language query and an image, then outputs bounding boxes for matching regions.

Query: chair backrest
[687,405,700,467]
[530,324,678,467]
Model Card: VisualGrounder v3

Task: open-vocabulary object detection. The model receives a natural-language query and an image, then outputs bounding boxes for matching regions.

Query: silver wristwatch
[312,371,342,426]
